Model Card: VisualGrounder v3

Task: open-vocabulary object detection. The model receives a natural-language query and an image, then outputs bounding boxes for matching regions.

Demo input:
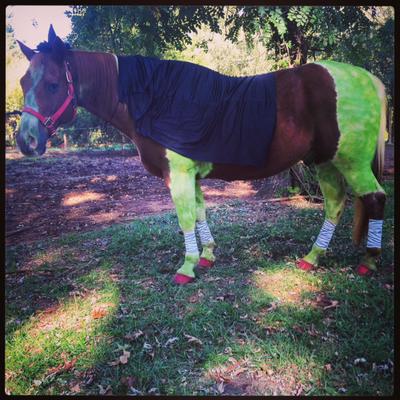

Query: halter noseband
[22,61,77,136]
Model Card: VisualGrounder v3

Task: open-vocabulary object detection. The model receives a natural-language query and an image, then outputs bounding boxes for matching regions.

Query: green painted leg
[298,162,346,271]
[317,61,386,275]
[166,150,200,285]
[332,166,385,275]
[195,180,216,268]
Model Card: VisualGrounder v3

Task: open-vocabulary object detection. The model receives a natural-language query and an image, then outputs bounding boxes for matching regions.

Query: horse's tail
[352,75,387,245]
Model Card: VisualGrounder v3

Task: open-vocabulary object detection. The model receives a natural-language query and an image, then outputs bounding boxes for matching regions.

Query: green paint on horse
[299,61,387,273]
[316,61,384,196]
[166,149,214,278]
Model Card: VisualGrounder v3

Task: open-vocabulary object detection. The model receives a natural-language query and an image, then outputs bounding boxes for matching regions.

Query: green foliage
[164,26,274,77]
[66,5,224,56]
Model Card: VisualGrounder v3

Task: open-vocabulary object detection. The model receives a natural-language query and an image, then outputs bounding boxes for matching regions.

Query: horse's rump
[117,55,277,167]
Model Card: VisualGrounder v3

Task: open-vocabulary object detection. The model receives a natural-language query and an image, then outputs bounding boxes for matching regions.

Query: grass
[5,180,394,395]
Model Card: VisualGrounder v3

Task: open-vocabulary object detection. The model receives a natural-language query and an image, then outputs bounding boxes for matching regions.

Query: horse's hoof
[356,264,373,276]
[296,259,314,271]
[173,273,195,285]
[198,258,215,269]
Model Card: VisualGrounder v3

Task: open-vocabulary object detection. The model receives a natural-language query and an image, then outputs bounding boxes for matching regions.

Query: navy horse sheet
[117,55,277,167]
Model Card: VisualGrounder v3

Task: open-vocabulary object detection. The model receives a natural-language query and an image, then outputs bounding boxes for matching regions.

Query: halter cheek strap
[22,61,77,136]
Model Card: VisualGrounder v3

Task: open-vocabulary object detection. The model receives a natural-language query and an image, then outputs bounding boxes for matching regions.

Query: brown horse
[16,26,387,284]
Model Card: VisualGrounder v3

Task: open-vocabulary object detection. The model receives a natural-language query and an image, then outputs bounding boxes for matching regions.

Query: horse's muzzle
[16,127,47,157]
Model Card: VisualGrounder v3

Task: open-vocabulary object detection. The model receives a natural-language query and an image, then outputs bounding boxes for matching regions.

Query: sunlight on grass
[62,191,105,206]
[253,268,320,305]
[5,278,119,395]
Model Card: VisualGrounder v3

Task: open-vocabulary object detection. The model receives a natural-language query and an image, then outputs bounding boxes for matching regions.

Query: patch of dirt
[5,150,285,246]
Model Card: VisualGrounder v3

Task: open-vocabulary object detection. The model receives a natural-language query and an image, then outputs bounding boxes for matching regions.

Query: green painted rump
[315,60,384,195]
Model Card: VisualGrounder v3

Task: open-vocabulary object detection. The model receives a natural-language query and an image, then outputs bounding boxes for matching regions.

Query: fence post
[63,133,68,151]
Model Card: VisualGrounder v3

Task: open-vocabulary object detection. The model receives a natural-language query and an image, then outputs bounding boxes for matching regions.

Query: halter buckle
[44,117,55,128]
[65,62,73,83]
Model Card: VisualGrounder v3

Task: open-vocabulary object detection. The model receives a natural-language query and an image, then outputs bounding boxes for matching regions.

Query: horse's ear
[48,24,57,44]
[51,36,67,64]
[17,40,35,61]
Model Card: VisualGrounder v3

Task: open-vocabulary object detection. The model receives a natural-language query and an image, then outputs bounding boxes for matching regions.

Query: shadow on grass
[5,180,394,395]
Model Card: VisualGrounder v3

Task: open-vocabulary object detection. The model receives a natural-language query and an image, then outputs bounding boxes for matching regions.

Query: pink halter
[22,61,77,136]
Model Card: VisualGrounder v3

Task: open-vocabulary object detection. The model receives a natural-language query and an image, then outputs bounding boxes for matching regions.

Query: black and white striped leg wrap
[196,220,214,245]
[315,219,336,250]
[367,219,383,249]
[184,231,199,256]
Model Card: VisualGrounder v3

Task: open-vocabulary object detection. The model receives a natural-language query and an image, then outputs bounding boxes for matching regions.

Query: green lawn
[5,180,394,395]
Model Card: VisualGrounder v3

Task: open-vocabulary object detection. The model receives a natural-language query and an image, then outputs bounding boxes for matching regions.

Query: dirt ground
[5,144,394,247]
[5,149,280,246]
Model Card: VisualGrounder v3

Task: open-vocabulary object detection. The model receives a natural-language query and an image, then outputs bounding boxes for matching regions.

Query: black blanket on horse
[117,55,276,167]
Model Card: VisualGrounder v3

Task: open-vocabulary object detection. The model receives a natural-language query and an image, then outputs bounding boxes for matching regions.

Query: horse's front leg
[166,153,199,285]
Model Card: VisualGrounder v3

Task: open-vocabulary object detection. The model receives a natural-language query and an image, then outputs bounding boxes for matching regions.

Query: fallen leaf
[47,357,78,375]
[91,307,108,319]
[184,333,203,346]
[164,337,179,347]
[70,383,81,393]
[120,350,131,364]
[124,330,144,341]
[98,384,113,395]
[323,300,339,310]
[354,357,367,365]
[324,363,332,372]
[216,381,225,394]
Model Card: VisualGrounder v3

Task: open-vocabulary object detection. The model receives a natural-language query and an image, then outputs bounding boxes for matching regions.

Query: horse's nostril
[29,134,38,149]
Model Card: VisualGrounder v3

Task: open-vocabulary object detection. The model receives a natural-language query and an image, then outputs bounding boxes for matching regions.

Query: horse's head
[16,25,76,156]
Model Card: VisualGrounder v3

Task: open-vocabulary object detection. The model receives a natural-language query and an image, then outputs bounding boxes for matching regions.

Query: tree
[6,11,26,146]
[66,5,224,56]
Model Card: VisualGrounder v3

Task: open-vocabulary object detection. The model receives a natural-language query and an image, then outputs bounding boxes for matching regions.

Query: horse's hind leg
[166,151,199,285]
[334,162,386,275]
[195,180,216,268]
[297,162,346,270]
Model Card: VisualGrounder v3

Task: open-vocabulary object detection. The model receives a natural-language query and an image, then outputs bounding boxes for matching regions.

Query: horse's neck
[70,50,132,132]
[72,51,151,161]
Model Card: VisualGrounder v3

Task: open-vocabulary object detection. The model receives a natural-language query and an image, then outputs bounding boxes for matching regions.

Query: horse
[16,25,387,284]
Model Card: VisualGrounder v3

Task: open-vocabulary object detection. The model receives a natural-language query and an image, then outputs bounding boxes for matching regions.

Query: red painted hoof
[198,258,215,269]
[296,259,314,271]
[173,273,195,285]
[356,264,373,276]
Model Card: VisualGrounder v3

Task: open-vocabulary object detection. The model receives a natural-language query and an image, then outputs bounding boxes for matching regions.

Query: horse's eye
[47,83,59,94]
